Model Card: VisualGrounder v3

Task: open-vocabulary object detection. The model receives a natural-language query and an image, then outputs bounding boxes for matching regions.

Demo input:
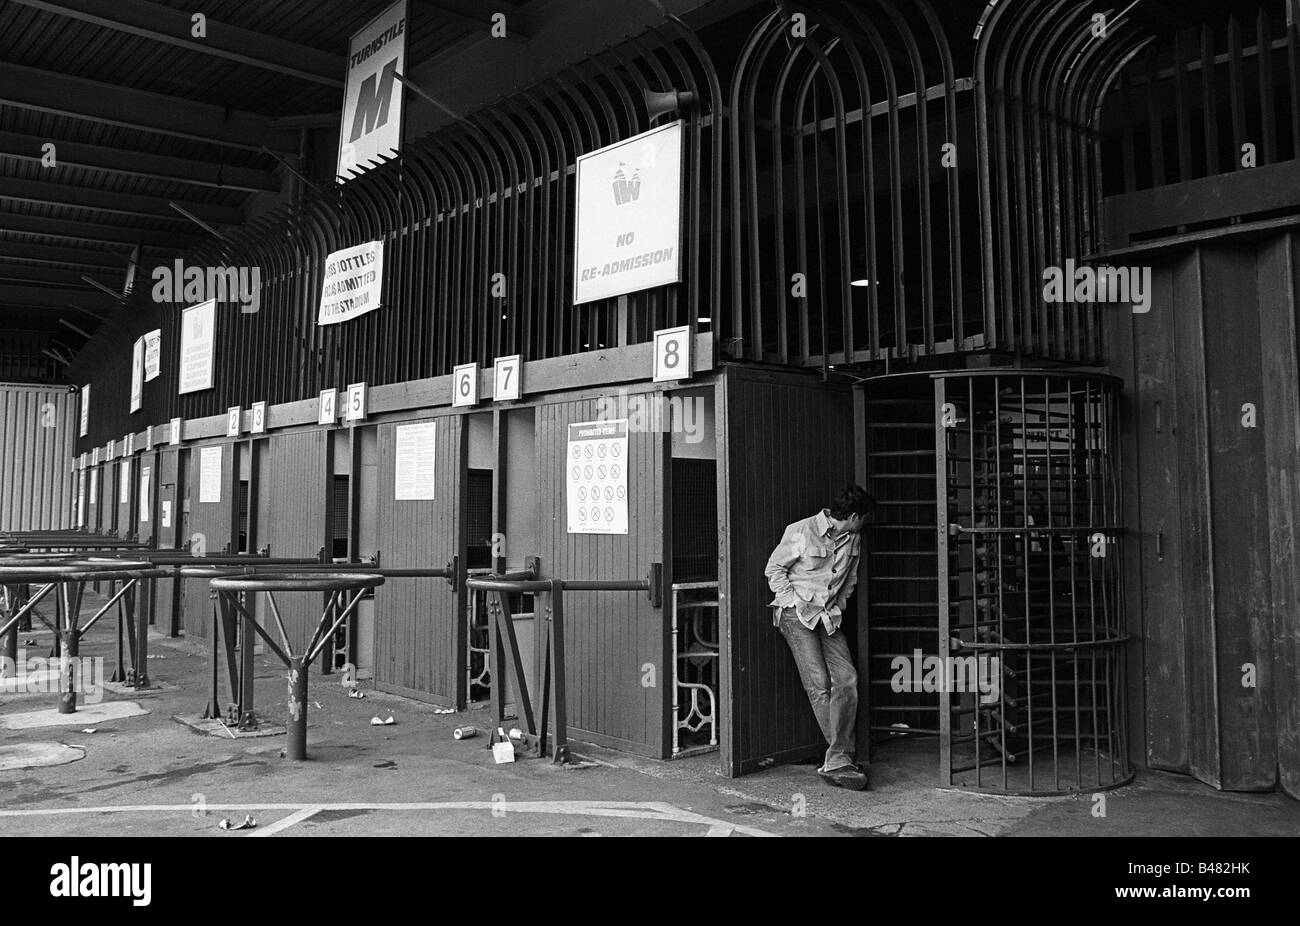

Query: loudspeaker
[644,88,697,120]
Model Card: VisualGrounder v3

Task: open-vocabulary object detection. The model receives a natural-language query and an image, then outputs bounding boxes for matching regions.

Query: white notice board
[566,419,629,534]
[572,121,683,305]
[130,337,144,412]
[199,445,223,504]
[179,300,216,394]
[394,421,436,500]
[79,385,90,437]
[139,466,151,523]
[143,328,162,381]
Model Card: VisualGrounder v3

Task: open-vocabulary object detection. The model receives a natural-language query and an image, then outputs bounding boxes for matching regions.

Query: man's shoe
[818,765,869,791]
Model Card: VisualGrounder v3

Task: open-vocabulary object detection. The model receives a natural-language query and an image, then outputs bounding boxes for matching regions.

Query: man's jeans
[777,608,859,772]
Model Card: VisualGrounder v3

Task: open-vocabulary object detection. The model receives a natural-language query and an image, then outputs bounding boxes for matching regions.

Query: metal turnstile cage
[862,370,1131,795]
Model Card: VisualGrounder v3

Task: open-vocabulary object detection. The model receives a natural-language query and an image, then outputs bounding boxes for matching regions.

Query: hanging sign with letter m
[336,0,408,182]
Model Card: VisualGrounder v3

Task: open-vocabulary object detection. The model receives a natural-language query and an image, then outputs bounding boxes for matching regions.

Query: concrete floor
[2,592,1298,838]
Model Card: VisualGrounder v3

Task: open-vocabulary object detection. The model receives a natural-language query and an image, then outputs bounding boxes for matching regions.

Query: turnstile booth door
[86,465,99,531]
[136,451,157,547]
[263,430,330,654]
[183,442,236,640]
[374,415,464,708]
[151,449,182,635]
[117,455,135,538]
[537,397,667,759]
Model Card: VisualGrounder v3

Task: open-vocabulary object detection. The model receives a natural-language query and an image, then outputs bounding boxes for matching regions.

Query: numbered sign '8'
[653,325,692,382]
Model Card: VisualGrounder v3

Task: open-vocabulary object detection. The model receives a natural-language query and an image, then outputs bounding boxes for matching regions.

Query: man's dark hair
[828,484,878,520]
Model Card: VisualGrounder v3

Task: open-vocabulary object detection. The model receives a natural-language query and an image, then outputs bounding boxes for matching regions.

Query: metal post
[549,581,568,764]
[58,585,78,714]
[286,655,308,760]
[203,591,221,720]
[4,587,20,675]
[239,598,257,730]
[134,580,151,688]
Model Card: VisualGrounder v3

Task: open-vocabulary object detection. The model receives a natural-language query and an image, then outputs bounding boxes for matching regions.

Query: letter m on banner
[336,0,408,182]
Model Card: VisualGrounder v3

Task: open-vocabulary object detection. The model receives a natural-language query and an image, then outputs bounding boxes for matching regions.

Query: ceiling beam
[0,265,121,290]
[0,283,117,311]
[0,240,130,272]
[0,214,204,251]
[0,62,300,153]
[0,176,244,227]
[0,130,279,193]
[8,0,345,87]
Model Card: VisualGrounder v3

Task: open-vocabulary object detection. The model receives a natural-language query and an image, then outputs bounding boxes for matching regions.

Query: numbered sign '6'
[652,325,692,382]
[453,362,479,407]
[493,355,522,402]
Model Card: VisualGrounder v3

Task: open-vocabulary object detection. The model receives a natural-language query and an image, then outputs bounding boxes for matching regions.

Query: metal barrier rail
[466,571,659,765]
[0,558,167,713]
[207,572,385,760]
[179,563,455,735]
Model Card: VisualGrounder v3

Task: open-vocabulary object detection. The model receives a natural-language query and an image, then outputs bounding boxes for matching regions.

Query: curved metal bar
[209,572,385,592]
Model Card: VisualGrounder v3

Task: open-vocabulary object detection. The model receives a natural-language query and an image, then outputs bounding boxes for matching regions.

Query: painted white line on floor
[0,800,779,836]
[249,807,321,837]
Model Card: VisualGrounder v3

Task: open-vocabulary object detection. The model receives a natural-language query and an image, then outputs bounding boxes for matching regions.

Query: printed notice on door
[566,419,629,535]
[394,421,436,500]
[139,466,151,522]
[199,445,222,504]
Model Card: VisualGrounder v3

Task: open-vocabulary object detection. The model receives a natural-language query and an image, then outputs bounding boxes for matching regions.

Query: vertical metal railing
[937,370,1130,794]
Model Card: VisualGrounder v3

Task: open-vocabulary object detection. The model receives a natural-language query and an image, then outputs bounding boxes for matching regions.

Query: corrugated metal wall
[538,395,666,757]
[1109,231,1300,798]
[0,383,74,531]
[374,415,464,707]
[717,366,856,776]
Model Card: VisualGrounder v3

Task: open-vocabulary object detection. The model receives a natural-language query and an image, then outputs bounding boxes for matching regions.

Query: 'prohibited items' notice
[566,419,629,535]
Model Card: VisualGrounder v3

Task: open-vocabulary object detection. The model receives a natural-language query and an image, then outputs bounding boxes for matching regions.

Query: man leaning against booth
[765,485,877,791]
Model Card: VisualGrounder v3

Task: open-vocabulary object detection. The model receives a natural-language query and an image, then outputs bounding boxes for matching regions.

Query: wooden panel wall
[537,395,666,758]
[1110,231,1300,797]
[718,366,856,776]
[374,415,464,707]
[264,430,330,653]
[183,443,234,640]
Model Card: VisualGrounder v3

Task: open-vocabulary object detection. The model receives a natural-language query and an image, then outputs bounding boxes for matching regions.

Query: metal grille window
[671,457,718,582]
[465,469,494,570]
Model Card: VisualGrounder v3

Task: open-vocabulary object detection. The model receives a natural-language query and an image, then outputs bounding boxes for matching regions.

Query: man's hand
[795,599,823,623]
